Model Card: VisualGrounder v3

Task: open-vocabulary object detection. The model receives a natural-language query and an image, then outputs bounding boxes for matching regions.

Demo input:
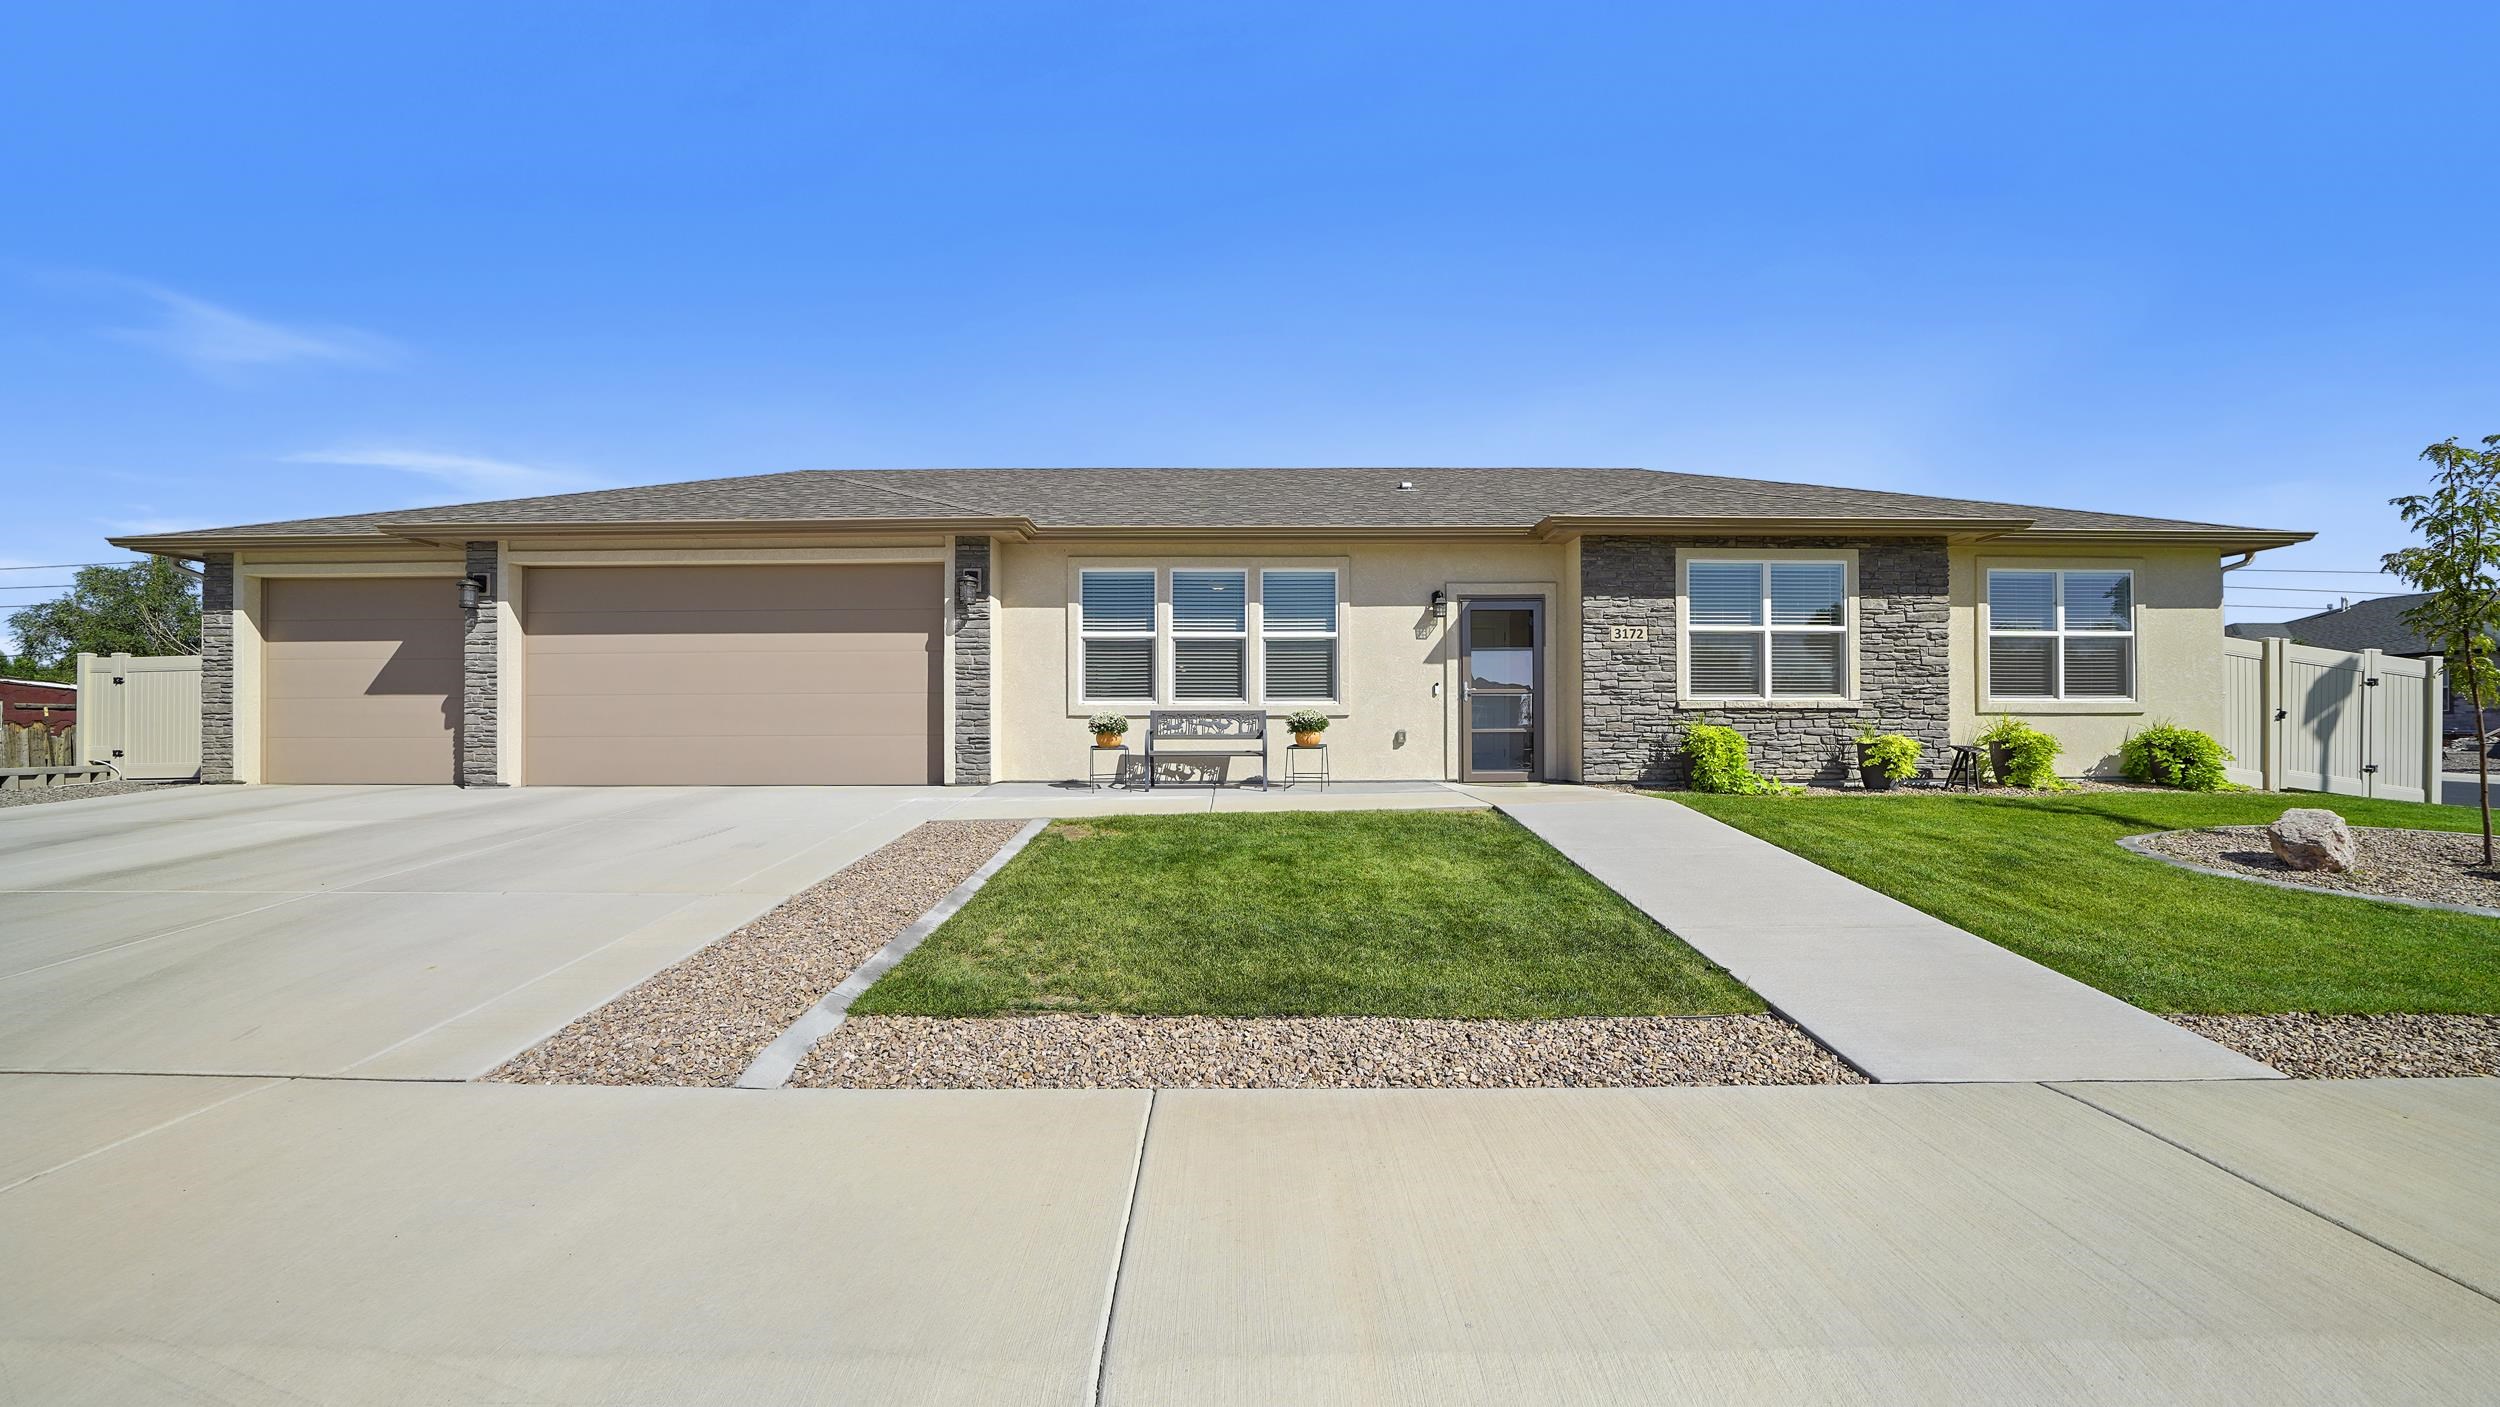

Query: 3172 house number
[1608,624,1651,642]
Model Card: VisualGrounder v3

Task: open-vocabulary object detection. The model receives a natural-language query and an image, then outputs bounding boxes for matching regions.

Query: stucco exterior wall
[992,537,1576,782]
[1948,543,2227,776]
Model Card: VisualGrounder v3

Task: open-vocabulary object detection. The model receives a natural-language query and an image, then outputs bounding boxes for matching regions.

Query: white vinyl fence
[2221,636,2441,802]
[75,651,203,781]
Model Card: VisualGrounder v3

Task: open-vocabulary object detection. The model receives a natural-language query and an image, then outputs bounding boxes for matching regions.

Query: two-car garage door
[523,563,941,785]
[258,563,941,785]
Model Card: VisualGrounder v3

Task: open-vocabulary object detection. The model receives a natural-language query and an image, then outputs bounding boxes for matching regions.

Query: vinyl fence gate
[2221,636,2442,802]
[75,651,204,781]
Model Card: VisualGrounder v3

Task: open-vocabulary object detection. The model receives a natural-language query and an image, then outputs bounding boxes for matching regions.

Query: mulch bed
[790,1013,1865,1089]
[488,819,1027,1087]
[2168,1013,2500,1079]
[2136,825,2500,912]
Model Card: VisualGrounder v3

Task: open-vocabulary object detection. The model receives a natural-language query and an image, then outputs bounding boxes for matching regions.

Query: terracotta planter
[1095,732,1125,749]
[1294,730,1325,747]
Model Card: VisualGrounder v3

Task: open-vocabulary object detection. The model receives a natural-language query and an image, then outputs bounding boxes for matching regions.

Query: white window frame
[1676,548,1859,705]
[1983,566,2137,704]
[1257,567,1341,707]
[1077,567,1157,707]
[1067,559,1351,713]
[1168,566,1251,706]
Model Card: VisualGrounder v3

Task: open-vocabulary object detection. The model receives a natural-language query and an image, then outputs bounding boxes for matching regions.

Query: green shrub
[1683,723,1798,795]
[1283,709,1331,735]
[1855,730,1922,781]
[1977,718,2065,789]
[2120,722,2234,791]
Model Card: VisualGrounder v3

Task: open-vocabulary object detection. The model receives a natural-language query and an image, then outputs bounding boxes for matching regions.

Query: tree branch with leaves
[1,558,202,682]
[2383,434,2500,866]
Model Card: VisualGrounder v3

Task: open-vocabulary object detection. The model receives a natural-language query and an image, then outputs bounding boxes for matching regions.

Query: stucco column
[460,540,503,786]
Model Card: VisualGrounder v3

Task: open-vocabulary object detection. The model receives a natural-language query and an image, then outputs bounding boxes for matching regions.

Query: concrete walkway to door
[1477,788,2278,1083]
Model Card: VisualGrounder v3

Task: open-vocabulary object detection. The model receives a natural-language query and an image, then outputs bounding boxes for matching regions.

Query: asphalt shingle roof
[2256,593,2435,655]
[124,467,2300,542]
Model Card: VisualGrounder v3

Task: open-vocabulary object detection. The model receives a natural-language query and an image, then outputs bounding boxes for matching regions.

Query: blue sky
[4,3,2496,634]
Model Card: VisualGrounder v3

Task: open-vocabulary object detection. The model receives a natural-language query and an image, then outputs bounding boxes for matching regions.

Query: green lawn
[1670,789,2500,1015]
[851,810,1763,1018]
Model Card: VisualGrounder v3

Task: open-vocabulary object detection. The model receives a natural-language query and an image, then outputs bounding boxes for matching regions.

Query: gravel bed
[2137,825,2500,911]
[0,779,182,810]
[489,819,1027,1086]
[2168,1013,2500,1079]
[791,1013,1865,1088]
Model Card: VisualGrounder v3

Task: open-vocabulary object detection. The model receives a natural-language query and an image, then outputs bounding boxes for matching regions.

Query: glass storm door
[1461,600,1540,781]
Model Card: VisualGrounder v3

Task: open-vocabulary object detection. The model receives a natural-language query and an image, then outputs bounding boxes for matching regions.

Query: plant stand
[1283,743,1329,789]
[1087,745,1129,791]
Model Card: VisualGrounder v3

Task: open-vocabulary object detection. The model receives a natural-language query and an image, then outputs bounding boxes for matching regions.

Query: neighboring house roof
[107,466,2311,554]
[2268,593,2435,655]
[2223,621,2296,640]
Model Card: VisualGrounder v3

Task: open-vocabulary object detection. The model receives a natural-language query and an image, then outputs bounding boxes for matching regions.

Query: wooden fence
[3,722,80,768]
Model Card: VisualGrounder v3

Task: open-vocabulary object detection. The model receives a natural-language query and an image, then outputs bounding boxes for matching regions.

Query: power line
[0,562,134,572]
[2229,568,2399,577]
[0,584,74,592]
[2224,585,2410,596]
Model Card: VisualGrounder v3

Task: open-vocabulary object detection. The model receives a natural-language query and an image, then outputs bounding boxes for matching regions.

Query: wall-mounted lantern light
[956,567,986,614]
[459,573,492,611]
[1429,589,1448,621]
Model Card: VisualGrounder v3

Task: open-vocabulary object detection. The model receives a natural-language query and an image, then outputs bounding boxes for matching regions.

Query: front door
[1460,599,1541,781]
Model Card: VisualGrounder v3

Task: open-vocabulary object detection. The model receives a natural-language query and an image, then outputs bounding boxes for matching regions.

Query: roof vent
[1395,479,1417,492]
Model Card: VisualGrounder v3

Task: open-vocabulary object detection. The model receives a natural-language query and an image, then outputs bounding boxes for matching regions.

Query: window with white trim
[1079,569,1155,702]
[1986,568,2134,699]
[1260,569,1338,702]
[1683,558,1849,698]
[1170,569,1248,702]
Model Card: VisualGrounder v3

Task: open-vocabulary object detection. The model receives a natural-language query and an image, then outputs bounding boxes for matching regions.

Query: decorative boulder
[2268,808,2359,873]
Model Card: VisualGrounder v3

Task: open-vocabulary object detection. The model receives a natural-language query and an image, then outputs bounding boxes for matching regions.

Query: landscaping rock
[2268,808,2358,873]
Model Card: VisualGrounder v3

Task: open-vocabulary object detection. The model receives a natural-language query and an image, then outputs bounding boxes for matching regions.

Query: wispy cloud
[95,278,395,377]
[283,447,603,500]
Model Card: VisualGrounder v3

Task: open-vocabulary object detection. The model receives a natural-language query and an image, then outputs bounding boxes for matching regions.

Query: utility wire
[0,561,135,572]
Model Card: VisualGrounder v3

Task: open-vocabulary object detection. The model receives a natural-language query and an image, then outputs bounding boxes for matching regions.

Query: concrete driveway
[0,784,952,1079]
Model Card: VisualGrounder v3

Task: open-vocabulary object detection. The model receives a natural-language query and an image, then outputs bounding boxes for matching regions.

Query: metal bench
[1144,710,1269,790]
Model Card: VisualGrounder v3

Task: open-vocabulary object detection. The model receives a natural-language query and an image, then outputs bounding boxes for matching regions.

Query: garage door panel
[527,692,934,739]
[523,564,940,785]
[264,737,460,786]
[528,650,936,697]
[261,578,458,785]
[524,607,939,640]
[527,563,936,613]
[527,736,934,786]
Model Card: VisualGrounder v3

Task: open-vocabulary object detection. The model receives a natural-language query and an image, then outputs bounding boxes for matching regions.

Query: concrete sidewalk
[1481,788,2277,1083]
[6,1074,2497,1405]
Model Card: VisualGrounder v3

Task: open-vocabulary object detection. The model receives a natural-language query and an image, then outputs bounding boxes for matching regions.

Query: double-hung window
[1079,569,1156,703]
[1260,569,1338,702]
[1170,569,1248,702]
[1987,568,2133,699]
[1684,558,1849,698]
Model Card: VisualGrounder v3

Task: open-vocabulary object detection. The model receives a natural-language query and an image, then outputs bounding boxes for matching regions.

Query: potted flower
[1088,713,1129,749]
[1854,730,1920,792]
[1284,709,1329,747]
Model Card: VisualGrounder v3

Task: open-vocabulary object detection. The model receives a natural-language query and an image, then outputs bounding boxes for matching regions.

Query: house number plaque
[1608,624,1651,642]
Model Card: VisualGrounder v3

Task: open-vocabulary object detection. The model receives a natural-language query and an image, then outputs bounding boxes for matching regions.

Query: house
[2231,592,2490,735]
[1,677,76,732]
[109,468,2309,787]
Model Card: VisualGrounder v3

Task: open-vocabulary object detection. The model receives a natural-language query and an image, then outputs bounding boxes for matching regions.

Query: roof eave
[381,515,1040,544]
[1532,514,2036,542]
[2005,528,2316,551]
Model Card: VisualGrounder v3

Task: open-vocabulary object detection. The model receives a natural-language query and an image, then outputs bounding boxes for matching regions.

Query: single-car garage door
[524,563,941,785]
[261,576,461,784]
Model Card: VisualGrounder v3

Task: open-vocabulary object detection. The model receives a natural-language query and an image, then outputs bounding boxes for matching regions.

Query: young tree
[2383,434,2500,865]
[2,558,201,681]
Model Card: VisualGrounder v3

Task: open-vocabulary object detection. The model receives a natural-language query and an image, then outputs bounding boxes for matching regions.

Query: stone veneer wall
[459,541,501,786]
[951,535,991,785]
[1580,535,1951,786]
[199,552,236,782]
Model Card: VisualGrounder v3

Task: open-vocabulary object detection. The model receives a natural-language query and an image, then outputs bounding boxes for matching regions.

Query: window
[1260,569,1338,701]
[1171,569,1248,701]
[1987,568,2133,699]
[1079,569,1154,702]
[1683,558,1848,698]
